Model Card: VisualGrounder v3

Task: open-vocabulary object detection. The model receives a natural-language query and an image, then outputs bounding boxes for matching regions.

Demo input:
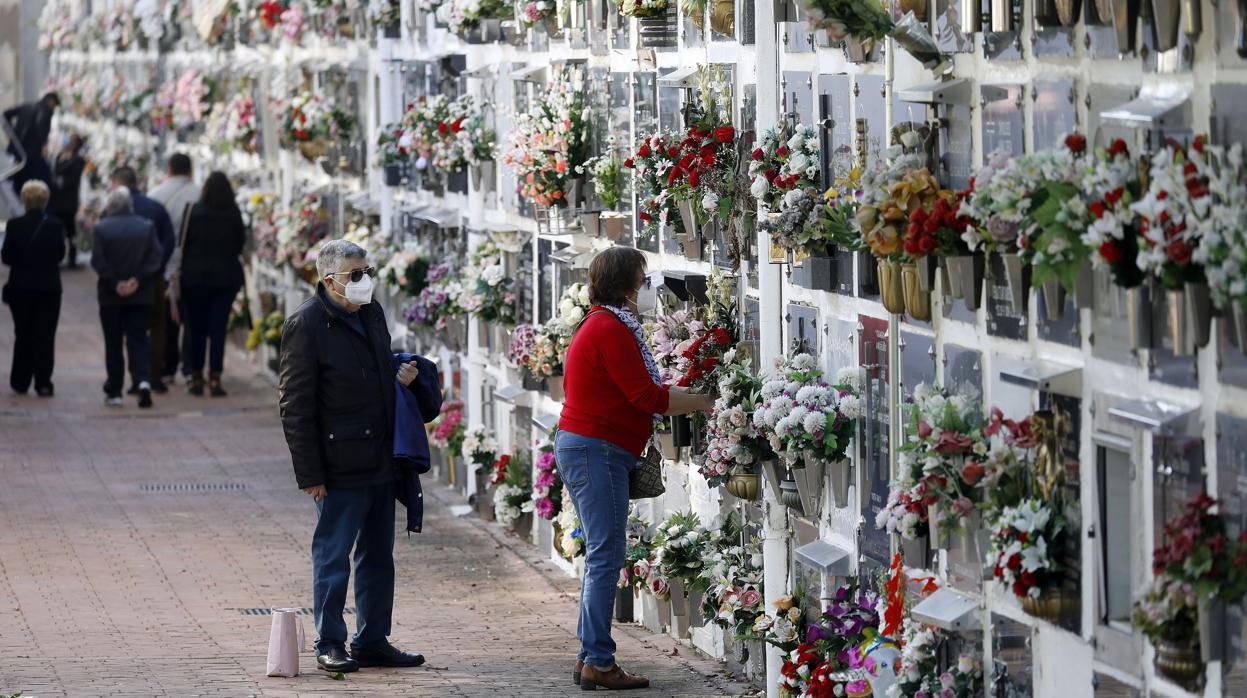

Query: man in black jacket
[278,239,430,675]
[91,188,164,408]
[4,92,59,194]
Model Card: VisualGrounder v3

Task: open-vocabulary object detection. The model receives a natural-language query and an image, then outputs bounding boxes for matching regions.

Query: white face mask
[343,274,374,305]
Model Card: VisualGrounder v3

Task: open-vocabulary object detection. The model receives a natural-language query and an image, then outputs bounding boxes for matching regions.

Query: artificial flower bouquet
[893,615,983,698]
[462,427,499,472]
[241,191,281,265]
[646,308,704,385]
[625,129,683,240]
[701,361,775,486]
[532,443,562,520]
[368,0,402,28]
[503,78,592,208]
[619,0,670,16]
[987,498,1068,601]
[376,123,410,166]
[752,353,862,469]
[876,383,985,541]
[748,593,807,655]
[438,0,512,35]
[430,399,466,457]
[401,95,452,170]
[622,520,656,592]
[487,453,510,486]
[463,241,518,326]
[527,321,573,379]
[663,67,738,230]
[435,95,495,170]
[517,0,556,26]
[277,192,331,274]
[852,147,930,260]
[556,501,585,559]
[760,145,864,261]
[1079,137,1145,288]
[749,124,822,214]
[777,582,882,698]
[1150,494,1247,603]
[281,92,354,145]
[492,450,534,528]
[404,263,468,332]
[1131,137,1211,292]
[579,151,625,210]
[218,93,258,154]
[1132,576,1199,653]
[697,513,764,639]
[797,0,895,43]
[653,511,709,590]
[379,243,431,297]
[508,323,539,370]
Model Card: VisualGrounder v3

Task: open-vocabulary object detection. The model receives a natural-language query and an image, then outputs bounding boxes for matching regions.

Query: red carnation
[1104,187,1124,206]
[713,126,735,143]
[917,234,937,256]
[451,117,465,133]
[688,169,700,187]
[1109,138,1129,157]
[667,146,679,158]
[639,211,652,222]
[1007,553,1022,571]
[1064,133,1087,154]
[962,462,985,485]
[776,146,789,157]
[711,327,732,346]
[638,143,651,157]
[751,147,764,160]
[437,122,448,134]
[624,158,635,169]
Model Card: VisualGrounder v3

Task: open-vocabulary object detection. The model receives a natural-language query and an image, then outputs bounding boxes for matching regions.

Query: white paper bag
[266,608,305,677]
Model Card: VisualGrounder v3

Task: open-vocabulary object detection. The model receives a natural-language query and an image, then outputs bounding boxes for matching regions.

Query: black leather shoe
[151,380,168,394]
[316,647,359,673]
[350,642,425,668]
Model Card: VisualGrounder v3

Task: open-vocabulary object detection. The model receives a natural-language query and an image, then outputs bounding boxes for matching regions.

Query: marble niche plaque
[986,254,1029,341]
[899,332,936,393]
[786,303,820,356]
[1153,435,1206,551]
[858,315,892,568]
[825,319,857,376]
[982,84,1024,157]
[1085,84,1138,151]
[1212,85,1247,149]
[1218,413,1247,680]
[1083,0,1121,59]
[817,75,857,296]
[990,613,1035,697]
[740,296,762,373]
[783,71,814,124]
[1031,10,1075,56]
[942,344,983,399]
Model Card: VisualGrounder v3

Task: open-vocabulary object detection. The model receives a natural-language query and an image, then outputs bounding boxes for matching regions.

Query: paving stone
[0,269,750,698]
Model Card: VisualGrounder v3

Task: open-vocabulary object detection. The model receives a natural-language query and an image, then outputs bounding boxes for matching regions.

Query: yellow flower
[773,595,795,612]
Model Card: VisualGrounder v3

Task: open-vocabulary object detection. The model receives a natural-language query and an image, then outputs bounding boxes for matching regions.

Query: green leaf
[718,195,732,222]
[328,672,347,681]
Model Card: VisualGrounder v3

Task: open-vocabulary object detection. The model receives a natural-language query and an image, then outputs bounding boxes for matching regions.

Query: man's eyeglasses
[328,267,376,283]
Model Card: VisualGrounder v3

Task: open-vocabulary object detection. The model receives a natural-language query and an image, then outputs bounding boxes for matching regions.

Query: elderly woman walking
[2,180,66,396]
[556,246,716,691]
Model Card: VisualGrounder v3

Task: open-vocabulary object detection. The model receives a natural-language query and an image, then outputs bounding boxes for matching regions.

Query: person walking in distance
[109,166,175,394]
[2,181,66,396]
[179,171,246,397]
[278,239,430,675]
[90,188,164,408]
[3,92,59,194]
[50,134,86,268]
[149,153,199,387]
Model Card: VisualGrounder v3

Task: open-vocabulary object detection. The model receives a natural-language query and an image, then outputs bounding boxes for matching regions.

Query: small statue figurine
[1030,408,1070,502]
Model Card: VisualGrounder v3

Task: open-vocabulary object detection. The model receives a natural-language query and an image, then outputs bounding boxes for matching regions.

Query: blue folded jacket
[392,352,443,533]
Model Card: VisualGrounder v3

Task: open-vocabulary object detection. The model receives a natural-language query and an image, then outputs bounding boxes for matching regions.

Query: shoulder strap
[176,203,193,269]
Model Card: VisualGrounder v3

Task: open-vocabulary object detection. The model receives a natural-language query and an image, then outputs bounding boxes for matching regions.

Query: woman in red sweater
[556,247,715,691]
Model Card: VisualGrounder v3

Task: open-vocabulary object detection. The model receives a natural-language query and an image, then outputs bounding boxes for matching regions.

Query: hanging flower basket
[725,472,761,501]
[778,477,804,512]
[878,259,906,314]
[1022,587,1080,623]
[599,212,628,241]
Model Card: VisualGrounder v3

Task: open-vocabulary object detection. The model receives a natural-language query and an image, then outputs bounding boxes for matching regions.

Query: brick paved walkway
[0,266,751,698]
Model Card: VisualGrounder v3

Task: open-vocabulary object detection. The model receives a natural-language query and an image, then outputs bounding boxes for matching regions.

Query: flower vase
[1074,261,1095,310]
[1198,598,1225,663]
[669,609,690,638]
[383,164,403,186]
[1153,638,1202,690]
[1166,286,1191,356]
[999,252,1030,311]
[599,212,628,241]
[1185,280,1212,351]
[1232,299,1247,354]
[652,593,672,633]
[779,477,805,512]
[680,233,701,260]
[915,255,939,292]
[1056,0,1083,24]
[928,505,952,550]
[298,139,329,161]
[471,160,496,192]
[565,176,585,208]
[901,263,932,321]
[1127,283,1154,350]
[805,247,838,292]
[676,198,698,238]
[1040,277,1066,321]
[579,209,601,237]
[1151,0,1181,50]
[888,11,946,69]
[511,511,533,537]
[828,459,850,508]
[669,579,688,616]
[790,461,825,516]
[658,430,678,460]
[760,459,785,498]
[943,253,986,310]
[725,472,761,500]
[615,587,635,623]
[901,534,931,568]
[547,375,566,401]
[878,259,906,314]
[1021,587,1080,622]
[383,21,401,37]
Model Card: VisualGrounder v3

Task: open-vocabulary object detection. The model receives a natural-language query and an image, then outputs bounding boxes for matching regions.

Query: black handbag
[629,436,666,500]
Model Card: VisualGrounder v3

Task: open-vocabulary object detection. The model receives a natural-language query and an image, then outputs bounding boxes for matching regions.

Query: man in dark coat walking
[278,238,439,675]
[91,187,164,408]
[4,92,59,194]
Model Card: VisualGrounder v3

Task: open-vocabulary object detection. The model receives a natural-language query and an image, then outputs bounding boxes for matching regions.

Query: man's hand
[397,360,419,386]
[115,278,139,298]
[303,485,327,501]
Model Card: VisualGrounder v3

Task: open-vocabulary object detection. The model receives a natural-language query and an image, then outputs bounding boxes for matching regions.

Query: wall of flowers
[38,0,1247,695]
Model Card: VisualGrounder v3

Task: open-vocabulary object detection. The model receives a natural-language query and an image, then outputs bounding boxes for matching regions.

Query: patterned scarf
[599,304,664,423]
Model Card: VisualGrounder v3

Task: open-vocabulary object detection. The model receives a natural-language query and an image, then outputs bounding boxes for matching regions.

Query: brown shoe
[573,660,583,685]
[188,371,205,397]
[208,372,227,397]
[579,664,649,691]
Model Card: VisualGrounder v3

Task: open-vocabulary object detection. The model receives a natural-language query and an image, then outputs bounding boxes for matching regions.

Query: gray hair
[315,239,368,280]
[105,187,133,216]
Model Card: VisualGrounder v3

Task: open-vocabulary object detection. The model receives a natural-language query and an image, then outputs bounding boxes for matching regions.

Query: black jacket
[5,102,53,158]
[131,193,176,273]
[90,214,164,307]
[1,211,65,293]
[181,203,247,289]
[279,285,402,490]
[51,153,85,227]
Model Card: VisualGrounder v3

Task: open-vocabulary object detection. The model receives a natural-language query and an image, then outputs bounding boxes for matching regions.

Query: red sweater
[559,308,670,456]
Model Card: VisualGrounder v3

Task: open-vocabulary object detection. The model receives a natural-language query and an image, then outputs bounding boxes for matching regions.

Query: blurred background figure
[2,180,65,396]
[149,153,198,387]
[50,133,86,268]
[4,92,59,195]
[179,171,247,397]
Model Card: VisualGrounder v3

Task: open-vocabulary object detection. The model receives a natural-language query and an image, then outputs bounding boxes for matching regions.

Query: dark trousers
[100,304,151,397]
[130,278,169,385]
[183,285,237,374]
[163,300,183,378]
[7,288,60,392]
[312,481,396,653]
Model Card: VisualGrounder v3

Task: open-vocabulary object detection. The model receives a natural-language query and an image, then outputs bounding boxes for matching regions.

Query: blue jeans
[312,481,396,653]
[555,430,636,668]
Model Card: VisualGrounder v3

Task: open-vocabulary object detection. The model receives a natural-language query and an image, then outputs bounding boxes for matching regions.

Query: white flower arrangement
[461,427,497,467]
[492,484,528,527]
[752,354,859,468]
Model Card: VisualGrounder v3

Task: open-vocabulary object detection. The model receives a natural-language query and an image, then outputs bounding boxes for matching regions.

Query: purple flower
[986,215,1017,243]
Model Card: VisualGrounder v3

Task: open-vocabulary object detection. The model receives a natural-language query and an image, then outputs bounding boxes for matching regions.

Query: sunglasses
[328,266,376,283]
